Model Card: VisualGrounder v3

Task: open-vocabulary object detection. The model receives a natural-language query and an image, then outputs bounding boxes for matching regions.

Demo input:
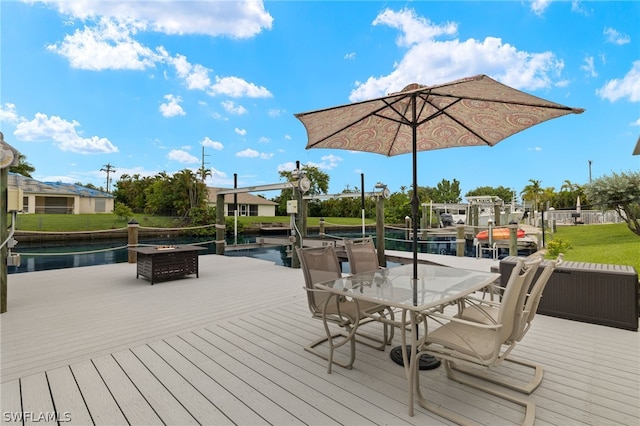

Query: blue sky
[1,0,638,200]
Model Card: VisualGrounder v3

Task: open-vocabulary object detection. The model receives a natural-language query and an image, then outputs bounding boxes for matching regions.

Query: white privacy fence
[528,209,624,226]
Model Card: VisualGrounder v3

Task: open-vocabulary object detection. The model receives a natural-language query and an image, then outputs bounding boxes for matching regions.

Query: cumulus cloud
[306,154,343,170]
[604,27,631,45]
[530,0,552,16]
[581,56,597,77]
[236,148,272,159]
[13,112,118,154]
[38,0,273,38]
[209,76,272,98]
[235,128,247,136]
[167,149,198,164]
[0,103,21,123]
[596,61,640,102]
[236,148,259,158]
[350,8,565,102]
[221,100,248,115]
[201,137,224,150]
[47,18,159,71]
[159,94,186,117]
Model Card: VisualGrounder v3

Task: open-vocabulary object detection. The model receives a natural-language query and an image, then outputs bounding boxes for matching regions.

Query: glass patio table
[314,263,500,416]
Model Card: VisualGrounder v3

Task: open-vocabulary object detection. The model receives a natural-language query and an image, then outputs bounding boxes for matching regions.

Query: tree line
[9,156,640,236]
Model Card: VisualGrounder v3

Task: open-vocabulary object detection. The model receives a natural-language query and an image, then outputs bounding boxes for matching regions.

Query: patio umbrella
[295,74,583,283]
[294,74,583,368]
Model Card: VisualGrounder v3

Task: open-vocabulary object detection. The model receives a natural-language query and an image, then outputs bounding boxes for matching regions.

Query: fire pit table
[129,245,207,285]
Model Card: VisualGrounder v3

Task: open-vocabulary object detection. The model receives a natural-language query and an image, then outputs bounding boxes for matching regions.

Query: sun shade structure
[295,74,584,286]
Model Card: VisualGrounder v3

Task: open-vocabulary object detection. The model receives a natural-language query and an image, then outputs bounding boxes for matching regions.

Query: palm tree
[521,179,543,213]
[9,154,35,177]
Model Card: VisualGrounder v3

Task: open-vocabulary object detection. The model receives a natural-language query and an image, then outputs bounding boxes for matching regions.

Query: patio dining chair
[296,245,394,373]
[453,254,563,394]
[344,237,384,274]
[414,257,539,426]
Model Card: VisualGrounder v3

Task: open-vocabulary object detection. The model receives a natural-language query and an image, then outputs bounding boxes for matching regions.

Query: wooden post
[456,224,465,257]
[216,193,225,255]
[127,219,139,263]
[1,167,7,313]
[376,195,386,267]
[509,224,518,256]
[319,218,325,236]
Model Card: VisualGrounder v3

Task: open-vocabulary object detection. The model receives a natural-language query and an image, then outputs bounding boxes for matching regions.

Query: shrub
[546,237,570,257]
[113,202,134,221]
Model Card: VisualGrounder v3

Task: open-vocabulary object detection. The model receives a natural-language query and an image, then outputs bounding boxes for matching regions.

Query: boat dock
[1,254,637,425]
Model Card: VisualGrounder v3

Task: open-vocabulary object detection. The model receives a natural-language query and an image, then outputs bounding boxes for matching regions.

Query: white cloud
[350,8,565,101]
[159,94,186,117]
[530,0,552,16]
[236,148,259,158]
[306,154,343,170]
[47,17,159,71]
[235,128,247,136]
[604,27,631,45]
[268,108,284,117]
[167,149,198,164]
[201,137,224,150]
[258,136,270,144]
[596,61,640,103]
[166,53,212,90]
[631,118,640,127]
[14,112,118,154]
[284,134,292,140]
[277,161,297,172]
[0,103,21,123]
[221,101,248,115]
[41,0,273,38]
[209,76,272,98]
[580,56,597,77]
[344,52,356,60]
[236,148,272,159]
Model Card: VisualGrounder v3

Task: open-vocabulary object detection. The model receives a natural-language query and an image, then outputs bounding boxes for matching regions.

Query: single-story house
[206,187,278,217]
[8,173,115,214]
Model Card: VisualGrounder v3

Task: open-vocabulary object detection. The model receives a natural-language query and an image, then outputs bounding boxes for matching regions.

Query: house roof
[8,173,114,198]
[207,187,278,206]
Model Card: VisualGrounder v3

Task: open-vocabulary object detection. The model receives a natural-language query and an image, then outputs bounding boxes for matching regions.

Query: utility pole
[199,146,210,182]
[100,163,115,193]
[588,160,592,183]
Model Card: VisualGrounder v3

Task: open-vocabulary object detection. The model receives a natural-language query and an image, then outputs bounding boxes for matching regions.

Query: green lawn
[548,223,640,271]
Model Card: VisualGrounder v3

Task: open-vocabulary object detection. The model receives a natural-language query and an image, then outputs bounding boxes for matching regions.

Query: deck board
[1,254,639,425]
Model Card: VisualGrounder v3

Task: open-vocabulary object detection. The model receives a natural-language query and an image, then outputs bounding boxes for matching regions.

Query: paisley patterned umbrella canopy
[295,74,584,283]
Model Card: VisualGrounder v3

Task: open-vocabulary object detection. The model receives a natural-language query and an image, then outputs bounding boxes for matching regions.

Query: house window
[23,197,29,213]
[240,204,248,216]
[95,198,106,213]
[249,205,258,216]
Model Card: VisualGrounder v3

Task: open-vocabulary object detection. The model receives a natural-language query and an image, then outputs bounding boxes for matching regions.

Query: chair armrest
[425,311,502,330]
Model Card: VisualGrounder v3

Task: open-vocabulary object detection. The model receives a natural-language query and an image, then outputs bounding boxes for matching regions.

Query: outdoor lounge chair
[454,254,563,394]
[297,246,394,373]
[344,237,384,274]
[415,257,539,426]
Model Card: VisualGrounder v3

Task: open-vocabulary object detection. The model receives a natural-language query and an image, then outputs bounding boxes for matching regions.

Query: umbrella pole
[389,94,440,371]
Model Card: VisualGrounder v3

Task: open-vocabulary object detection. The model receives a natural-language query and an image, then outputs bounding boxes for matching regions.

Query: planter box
[500,256,639,331]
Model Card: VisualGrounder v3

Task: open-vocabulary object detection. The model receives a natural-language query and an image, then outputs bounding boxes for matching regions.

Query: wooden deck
[1,254,638,425]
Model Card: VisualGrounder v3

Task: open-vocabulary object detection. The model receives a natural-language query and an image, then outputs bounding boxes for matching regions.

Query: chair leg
[421,360,536,426]
[305,331,357,373]
[447,356,544,394]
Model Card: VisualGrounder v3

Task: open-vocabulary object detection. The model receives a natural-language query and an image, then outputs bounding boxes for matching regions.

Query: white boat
[422,196,524,228]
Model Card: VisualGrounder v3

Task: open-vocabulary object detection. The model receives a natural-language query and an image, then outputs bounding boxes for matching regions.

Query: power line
[100,163,116,193]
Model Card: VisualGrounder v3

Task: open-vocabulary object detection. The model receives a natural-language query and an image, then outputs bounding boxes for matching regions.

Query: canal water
[8,231,468,274]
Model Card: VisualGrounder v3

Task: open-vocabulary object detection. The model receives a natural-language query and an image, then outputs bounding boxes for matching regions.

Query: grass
[14,214,179,231]
[548,223,640,272]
